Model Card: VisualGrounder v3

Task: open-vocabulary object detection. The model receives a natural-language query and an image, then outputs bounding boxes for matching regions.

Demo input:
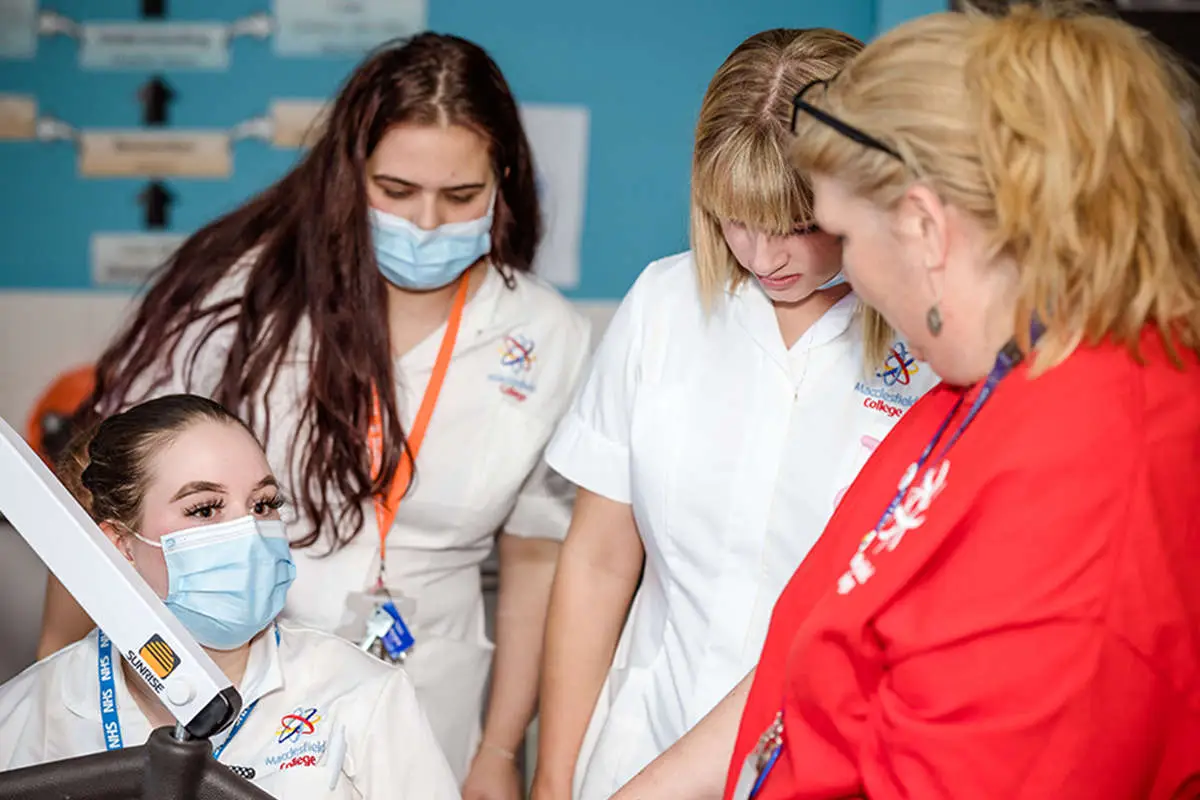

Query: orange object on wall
[25,365,95,468]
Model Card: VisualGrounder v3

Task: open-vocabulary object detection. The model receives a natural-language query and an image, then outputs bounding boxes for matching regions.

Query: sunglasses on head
[791,77,905,163]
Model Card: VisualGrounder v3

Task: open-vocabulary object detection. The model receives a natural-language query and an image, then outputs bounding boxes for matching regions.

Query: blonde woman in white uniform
[37,34,590,799]
[2,394,459,799]
[532,29,940,800]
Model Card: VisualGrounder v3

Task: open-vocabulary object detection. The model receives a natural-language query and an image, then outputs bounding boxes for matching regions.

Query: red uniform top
[726,331,1200,800]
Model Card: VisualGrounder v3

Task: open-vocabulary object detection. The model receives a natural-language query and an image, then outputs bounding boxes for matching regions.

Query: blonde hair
[791,4,1200,374]
[690,28,895,366]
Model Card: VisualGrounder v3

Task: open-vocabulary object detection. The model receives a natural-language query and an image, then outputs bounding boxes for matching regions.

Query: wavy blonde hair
[790,4,1200,374]
[691,28,894,365]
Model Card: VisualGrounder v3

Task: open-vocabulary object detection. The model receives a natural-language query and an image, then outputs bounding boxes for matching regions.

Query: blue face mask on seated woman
[135,514,296,650]
[369,192,496,290]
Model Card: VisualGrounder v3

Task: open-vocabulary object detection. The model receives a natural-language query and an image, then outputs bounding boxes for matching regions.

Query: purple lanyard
[750,327,1041,799]
[869,333,1032,538]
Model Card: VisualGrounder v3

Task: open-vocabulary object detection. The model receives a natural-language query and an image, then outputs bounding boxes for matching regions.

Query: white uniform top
[0,624,459,799]
[544,252,940,799]
[131,257,591,778]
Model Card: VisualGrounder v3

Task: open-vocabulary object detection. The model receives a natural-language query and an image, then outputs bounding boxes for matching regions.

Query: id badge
[731,752,760,800]
[339,590,418,662]
[376,600,415,660]
[731,747,779,800]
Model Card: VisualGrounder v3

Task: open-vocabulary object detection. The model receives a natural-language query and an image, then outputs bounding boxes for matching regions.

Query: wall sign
[0,95,37,140]
[0,0,37,59]
[272,0,427,56]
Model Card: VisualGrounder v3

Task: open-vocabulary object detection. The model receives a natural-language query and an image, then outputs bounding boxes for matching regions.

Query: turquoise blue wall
[0,0,945,299]
[875,0,948,38]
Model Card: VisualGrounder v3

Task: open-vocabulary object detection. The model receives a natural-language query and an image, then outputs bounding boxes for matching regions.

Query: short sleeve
[347,667,460,799]
[543,272,646,505]
[503,457,577,540]
[855,452,1180,799]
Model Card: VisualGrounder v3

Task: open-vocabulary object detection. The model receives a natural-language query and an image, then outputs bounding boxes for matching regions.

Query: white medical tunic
[0,625,459,799]
[544,252,940,799]
[128,257,592,779]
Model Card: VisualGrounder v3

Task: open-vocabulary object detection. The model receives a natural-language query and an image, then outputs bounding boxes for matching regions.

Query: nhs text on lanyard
[736,332,1037,800]
[98,627,278,760]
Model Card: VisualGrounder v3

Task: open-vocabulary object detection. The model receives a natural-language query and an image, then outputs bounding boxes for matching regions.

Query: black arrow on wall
[138,76,175,126]
[139,181,175,230]
[141,0,166,19]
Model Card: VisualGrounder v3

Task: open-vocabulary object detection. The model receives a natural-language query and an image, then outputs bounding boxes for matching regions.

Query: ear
[100,520,135,564]
[895,183,949,297]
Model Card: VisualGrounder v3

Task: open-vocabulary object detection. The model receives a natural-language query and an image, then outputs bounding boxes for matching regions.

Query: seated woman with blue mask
[0,394,459,799]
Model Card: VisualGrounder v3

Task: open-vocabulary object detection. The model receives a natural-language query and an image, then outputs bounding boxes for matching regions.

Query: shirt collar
[397,262,505,370]
[791,291,858,351]
[730,279,859,367]
[62,629,105,720]
[238,624,285,707]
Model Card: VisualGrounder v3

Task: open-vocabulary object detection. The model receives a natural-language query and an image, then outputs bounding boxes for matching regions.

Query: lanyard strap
[98,626,279,758]
[861,335,1034,557]
[368,275,469,588]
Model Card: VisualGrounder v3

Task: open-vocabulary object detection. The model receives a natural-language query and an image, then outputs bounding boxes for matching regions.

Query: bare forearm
[534,542,641,794]
[610,668,755,800]
[479,534,560,753]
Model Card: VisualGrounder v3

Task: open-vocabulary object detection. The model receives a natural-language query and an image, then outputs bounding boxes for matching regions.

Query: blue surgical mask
[135,515,296,651]
[369,193,495,290]
[817,270,848,291]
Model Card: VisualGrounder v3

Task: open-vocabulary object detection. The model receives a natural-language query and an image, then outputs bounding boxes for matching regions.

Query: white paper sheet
[520,104,590,289]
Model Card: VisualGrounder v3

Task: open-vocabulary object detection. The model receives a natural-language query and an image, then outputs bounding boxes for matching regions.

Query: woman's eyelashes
[379,188,480,205]
[182,493,284,520]
[184,497,225,519]
[252,494,287,516]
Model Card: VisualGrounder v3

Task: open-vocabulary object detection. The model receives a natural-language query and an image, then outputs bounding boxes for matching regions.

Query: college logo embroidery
[488,333,539,401]
[877,342,920,386]
[276,707,321,744]
[265,740,327,770]
[501,334,537,372]
[856,341,923,417]
[836,460,950,595]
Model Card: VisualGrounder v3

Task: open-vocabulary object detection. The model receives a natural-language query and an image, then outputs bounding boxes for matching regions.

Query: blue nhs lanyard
[98,626,278,760]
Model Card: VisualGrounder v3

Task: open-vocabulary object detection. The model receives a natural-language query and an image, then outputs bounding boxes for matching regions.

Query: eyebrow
[372,174,487,192]
[171,481,225,502]
[170,475,277,503]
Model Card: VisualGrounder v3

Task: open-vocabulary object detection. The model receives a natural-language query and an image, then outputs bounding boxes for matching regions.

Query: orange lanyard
[367,275,469,589]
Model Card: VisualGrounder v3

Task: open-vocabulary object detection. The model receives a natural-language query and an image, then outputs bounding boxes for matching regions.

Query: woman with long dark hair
[37,33,591,798]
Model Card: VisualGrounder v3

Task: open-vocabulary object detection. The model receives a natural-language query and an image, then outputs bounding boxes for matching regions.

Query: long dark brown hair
[78,33,542,551]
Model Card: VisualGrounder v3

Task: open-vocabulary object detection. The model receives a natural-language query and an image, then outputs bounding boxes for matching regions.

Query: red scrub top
[726,330,1200,800]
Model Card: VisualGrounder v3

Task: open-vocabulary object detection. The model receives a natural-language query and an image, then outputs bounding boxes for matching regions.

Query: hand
[462,745,523,800]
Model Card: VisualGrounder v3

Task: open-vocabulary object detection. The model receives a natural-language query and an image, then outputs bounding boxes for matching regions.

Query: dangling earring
[926,304,943,336]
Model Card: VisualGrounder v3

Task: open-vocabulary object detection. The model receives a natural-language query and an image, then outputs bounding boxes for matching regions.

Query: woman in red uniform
[727,6,1200,799]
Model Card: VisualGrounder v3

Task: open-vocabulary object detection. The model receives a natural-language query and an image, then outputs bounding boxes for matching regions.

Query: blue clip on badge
[379,601,415,659]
